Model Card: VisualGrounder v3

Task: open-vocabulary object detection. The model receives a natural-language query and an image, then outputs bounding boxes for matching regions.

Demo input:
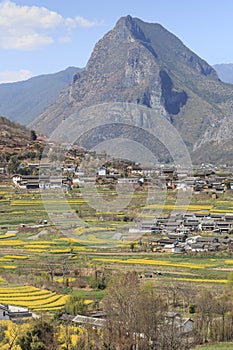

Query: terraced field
[90,253,233,285]
[0,285,69,311]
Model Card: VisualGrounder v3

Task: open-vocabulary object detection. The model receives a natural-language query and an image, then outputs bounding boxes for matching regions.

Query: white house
[12,175,22,186]
[98,167,107,176]
[0,304,32,321]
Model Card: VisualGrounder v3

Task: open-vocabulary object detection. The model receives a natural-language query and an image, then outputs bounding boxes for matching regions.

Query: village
[1,145,232,257]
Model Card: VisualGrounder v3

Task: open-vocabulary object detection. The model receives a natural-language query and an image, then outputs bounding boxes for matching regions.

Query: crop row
[0,294,62,306]
[143,204,213,210]
[92,257,212,269]
[0,292,48,298]
[225,260,233,264]
[26,249,47,253]
[0,286,50,294]
[0,292,57,301]
[2,255,28,260]
[0,285,69,310]
[0,234,16,239]
[11,199,84,206]
[56,277,76,283]
[32,296,70,310]
[170,277,228,283]
[24,245,51,249]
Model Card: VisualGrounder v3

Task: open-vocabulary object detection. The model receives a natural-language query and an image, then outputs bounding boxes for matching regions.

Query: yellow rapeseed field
[169,277,228,283]
[93,257,211,269]
[225,260,233,264]
[0,285,69,310]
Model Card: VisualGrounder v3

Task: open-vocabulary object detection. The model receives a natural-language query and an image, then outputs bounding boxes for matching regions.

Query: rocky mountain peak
[70,15,165,114]
[114,15,150,43]
[29,16,233,164]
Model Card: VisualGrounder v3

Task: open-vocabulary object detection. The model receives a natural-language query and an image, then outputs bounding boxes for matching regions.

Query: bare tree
[102,272,197,350]
[103,271,140,349]
[194,289,216,344]
[214,293,232,342]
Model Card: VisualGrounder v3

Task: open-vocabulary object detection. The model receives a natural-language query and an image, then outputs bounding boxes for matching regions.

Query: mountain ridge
[214,63,233,84]
[27,16,233,163]
[0,66,80,125]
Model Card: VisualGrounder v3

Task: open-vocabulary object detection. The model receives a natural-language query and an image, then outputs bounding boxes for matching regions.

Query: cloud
[0,69,33,83]
[65,16,101,29]
[1,33,54,50]
[0,0,101,50]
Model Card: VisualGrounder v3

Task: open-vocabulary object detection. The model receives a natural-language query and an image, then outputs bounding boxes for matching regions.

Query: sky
[0,0,233,83]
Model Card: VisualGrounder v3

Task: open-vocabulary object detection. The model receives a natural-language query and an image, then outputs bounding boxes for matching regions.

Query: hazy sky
[0,0,232,83]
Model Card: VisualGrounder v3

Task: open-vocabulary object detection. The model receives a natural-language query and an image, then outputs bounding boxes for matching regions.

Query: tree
[227,271,233,290]
[194,289,216,344]
[163,281,185,307]
[65,295,88,316]
[6,155,20,175]
[136,281,166,349]
[214,293,232,341]
[17,320,58,350]
[102,272,168,350]
[102,271,141,349]
[34,142,43,159]
[30,130,37,141]
[130,243,135,252]
[6,322,20,350]
[102,272,197,350]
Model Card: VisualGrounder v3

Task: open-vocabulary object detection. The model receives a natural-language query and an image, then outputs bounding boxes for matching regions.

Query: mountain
[0,66,80,125]
[0,116,32,147]
[0,116,46,175]
[214,63,233,84]
[30,16,233,164]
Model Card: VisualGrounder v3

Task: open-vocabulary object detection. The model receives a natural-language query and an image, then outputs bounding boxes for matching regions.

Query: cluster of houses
[143,211,233,253]
[10,161,233,192]
[12,174,71,190]
[61,311,194,335]
[142,211,233,235]
[149,234,233,253]
[3,140,233,192]
[2,134,233,193]
[92,164,233,193]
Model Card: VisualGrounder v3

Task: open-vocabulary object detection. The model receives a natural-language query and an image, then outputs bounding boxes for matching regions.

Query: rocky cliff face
[30,16,233,163]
